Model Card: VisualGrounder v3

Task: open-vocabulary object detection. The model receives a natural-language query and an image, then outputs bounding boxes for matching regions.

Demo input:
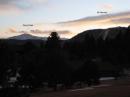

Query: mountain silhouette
[71,26,128,41]
[9,33,47,40]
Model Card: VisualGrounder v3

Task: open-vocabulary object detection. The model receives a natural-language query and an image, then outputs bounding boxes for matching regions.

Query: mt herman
[9,33,47,40]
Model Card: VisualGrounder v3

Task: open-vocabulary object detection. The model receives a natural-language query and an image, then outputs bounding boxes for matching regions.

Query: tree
[45,32,60,50]
[45,32,69,90]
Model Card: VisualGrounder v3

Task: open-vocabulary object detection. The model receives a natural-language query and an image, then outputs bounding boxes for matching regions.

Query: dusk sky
[0,0,130,38]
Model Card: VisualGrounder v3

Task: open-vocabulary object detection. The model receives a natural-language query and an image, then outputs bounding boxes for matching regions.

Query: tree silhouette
[46,32,60,50]
[45,32,64,90]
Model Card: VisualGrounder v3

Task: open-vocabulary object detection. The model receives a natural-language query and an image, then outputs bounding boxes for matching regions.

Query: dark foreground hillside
[0,26,130,97]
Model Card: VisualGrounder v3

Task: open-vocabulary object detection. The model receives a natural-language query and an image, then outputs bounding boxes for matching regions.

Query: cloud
[0,0,48,8]
[0,0,14,4]
[59,11,130,26]
[8,27,72,37]
[100,4,113,11]
[30,29,71,35]
[30,0,48,4]
[30,29,43,34]
[0,4,23,15]
[111,18,130,24]
[0,0,24,14]
[29,29,73,38]
[0,0,48,15]
[8,28,17,33]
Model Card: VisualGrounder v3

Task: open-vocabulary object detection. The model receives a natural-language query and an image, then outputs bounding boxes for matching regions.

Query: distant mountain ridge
[7,26,130,41]
[9,33,47,40]
[71,26,129,41]
[9,33,68,40]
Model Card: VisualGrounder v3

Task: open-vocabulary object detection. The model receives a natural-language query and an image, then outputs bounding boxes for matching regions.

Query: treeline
[0,32,100,97]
